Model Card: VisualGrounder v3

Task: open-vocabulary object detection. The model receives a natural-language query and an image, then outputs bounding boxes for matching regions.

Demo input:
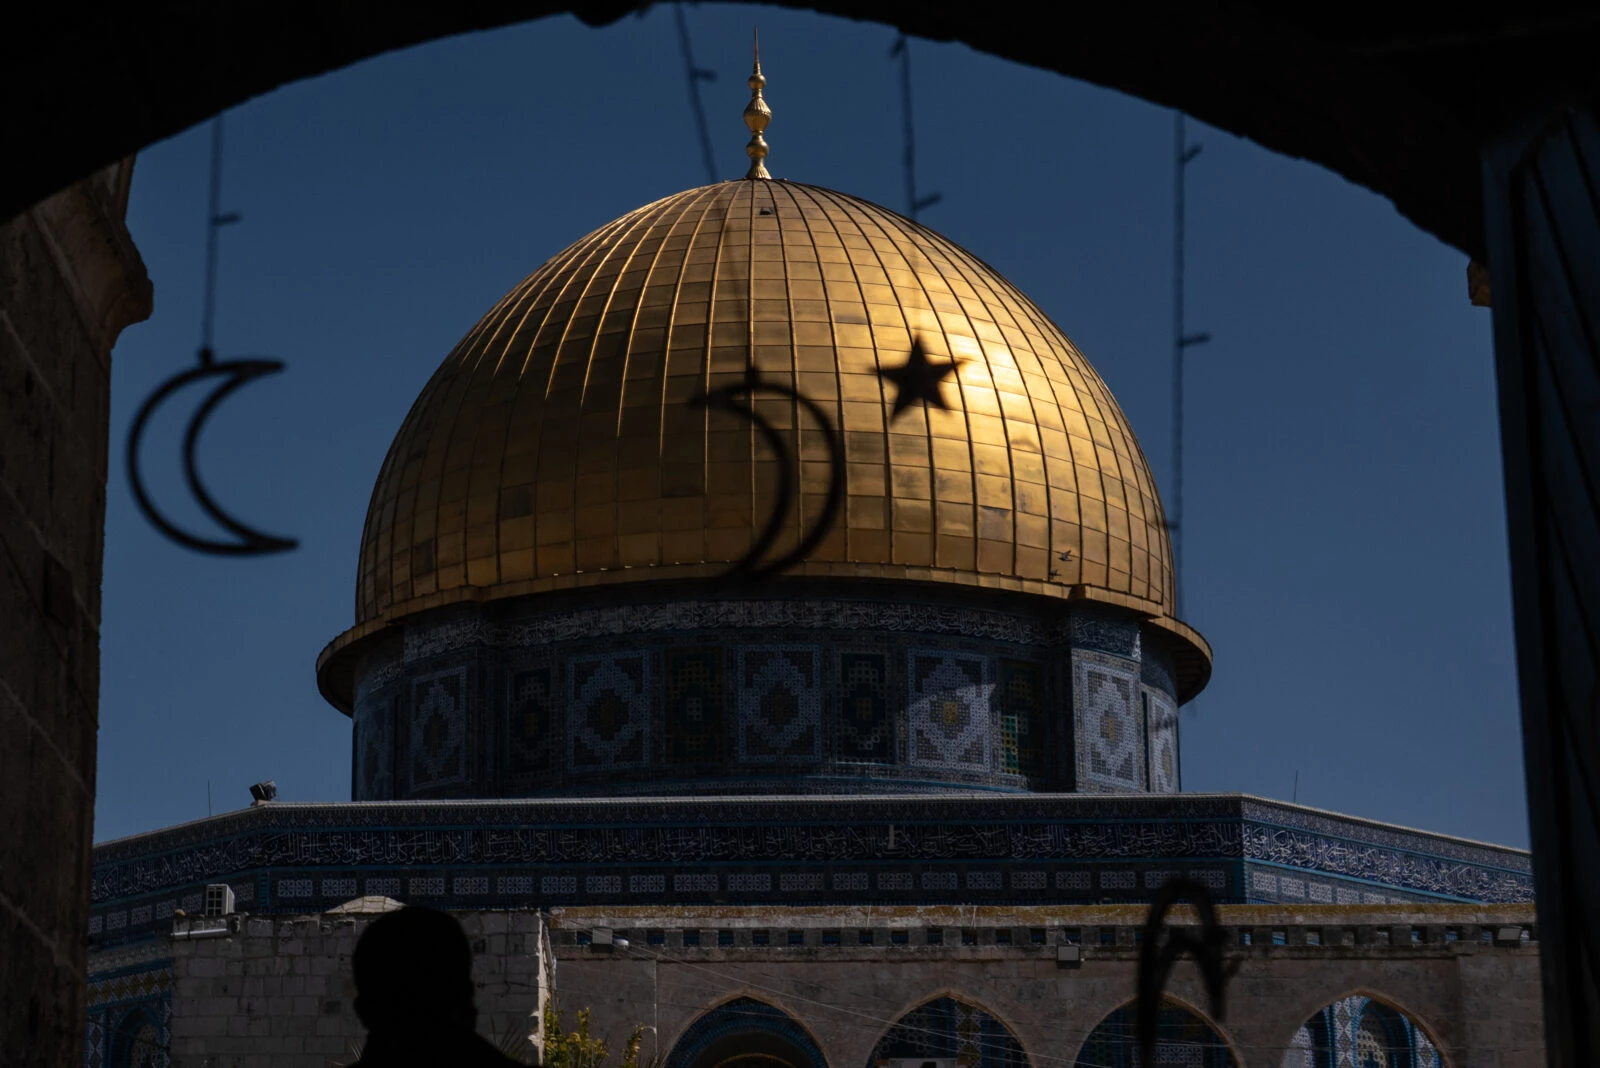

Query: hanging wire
[199,115,242,360]
[673,3,720,185]
[1170,112,1209,617]
[889,34,941,219]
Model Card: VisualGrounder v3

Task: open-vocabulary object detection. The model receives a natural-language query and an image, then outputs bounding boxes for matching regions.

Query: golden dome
[334,179,1208,692]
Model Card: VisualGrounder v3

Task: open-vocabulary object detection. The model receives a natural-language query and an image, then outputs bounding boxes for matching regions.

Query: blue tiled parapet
[88,793,1530,949]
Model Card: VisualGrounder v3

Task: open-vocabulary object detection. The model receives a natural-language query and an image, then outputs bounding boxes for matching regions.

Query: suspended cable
[1170,112,1209,618]
[673,3,719,185]
[889,35,941,220]
[200,116,241,356]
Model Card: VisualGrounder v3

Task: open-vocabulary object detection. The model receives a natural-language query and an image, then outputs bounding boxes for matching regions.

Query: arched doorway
[866,996,1028,1068]
[107,1006,166,1068]
[1074,998,1239,1068]
[666,997,827,1068]
[1280,994,1443,1068]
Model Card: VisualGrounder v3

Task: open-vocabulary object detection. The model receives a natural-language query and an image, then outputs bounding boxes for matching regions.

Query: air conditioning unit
[203,884,236,917]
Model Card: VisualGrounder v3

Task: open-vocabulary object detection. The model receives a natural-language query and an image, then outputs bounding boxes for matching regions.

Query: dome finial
[743,29,772,180]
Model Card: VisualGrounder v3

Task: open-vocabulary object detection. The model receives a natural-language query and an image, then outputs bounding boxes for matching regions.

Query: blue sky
[93,6,1525,848]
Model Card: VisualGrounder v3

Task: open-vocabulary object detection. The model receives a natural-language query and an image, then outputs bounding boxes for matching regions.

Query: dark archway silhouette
[3,6,1594,259]
[3,7,1598,1066]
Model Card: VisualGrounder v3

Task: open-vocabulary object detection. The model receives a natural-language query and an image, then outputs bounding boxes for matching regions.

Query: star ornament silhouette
[881,338,961,419]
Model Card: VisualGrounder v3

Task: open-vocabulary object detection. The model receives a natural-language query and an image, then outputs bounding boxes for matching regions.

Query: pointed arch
[864,994,1029,1068]
[108,1005,165,1068]
[664,996,829,1068]
[1071,995,1241,1068]
[1278,991,1446,1068]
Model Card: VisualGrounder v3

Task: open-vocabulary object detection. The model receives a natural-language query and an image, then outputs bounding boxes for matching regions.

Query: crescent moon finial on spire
[743,28,772,180]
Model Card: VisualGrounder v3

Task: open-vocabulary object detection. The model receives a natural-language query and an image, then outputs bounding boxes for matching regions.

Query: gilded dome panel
[355,180,1177,630]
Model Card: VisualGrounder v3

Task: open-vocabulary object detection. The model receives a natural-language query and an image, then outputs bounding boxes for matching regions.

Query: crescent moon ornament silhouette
[125,347,298,556]
[693,366,845,581]
[127,114,297,557]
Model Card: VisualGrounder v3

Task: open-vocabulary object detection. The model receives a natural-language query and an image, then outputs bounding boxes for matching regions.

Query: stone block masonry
[0,162,150,1068]
[153,911,552,1067]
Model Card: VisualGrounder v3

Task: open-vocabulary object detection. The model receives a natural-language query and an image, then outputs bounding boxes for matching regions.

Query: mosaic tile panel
[569,652,650,770]
[664,647,724,765]
[408,667,469,792]
[836,651,894,763]
[998,659,1046,777]
[352,692,394,800]
[87,959,173,1068]
[508,664,559,780]
[1145,685,1180,793]
[1073,649,1144,792]
[908,651,991,770]
[737,646,822,763]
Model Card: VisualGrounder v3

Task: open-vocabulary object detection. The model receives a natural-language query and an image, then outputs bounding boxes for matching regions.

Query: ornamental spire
[743,29,772,179]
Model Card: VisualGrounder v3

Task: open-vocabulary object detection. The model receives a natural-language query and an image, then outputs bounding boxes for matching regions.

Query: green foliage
[542,1000,646,1068]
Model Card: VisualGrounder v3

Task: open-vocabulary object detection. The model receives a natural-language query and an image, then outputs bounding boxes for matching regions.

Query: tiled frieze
[85,795,1533,948]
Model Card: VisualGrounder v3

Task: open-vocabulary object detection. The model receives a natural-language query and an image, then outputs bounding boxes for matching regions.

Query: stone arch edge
[1271,987,1454,1068]
[1066,993,1246,1068]
[858,988,1034,1068]
[662,990,833,1068]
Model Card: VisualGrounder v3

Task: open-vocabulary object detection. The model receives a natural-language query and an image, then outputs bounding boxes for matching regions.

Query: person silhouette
[351,906,529,1067]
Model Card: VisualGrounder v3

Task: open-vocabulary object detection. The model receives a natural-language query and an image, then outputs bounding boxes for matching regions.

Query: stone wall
[1,166,151,1068]
[86,902,1543,1066]
[550,904,1546,1068]
[154,910,552,1067]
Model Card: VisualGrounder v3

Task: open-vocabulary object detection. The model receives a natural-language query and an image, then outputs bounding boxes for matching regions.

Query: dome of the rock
[317,170,1208,799]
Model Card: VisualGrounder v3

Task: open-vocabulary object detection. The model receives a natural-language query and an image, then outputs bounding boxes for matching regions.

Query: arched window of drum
[998,660,1045,777]
[1279,995,1443,1068]
[868,997,1028,1068]
[1074,998,1239,1068]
